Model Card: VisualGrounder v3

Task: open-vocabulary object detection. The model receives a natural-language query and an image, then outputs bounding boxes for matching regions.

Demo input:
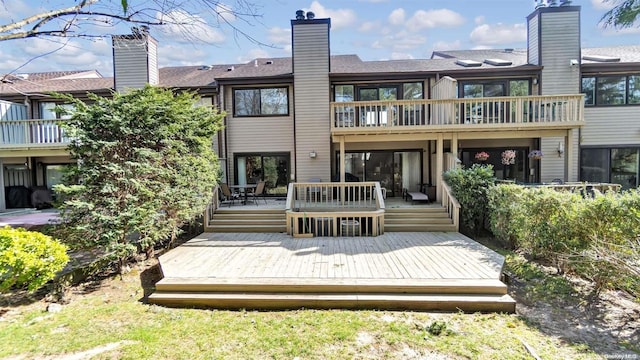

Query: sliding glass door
[235,153,290,195]
[337,150,422,197]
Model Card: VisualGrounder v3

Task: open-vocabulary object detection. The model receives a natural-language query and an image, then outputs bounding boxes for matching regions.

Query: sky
[1,0,638,77]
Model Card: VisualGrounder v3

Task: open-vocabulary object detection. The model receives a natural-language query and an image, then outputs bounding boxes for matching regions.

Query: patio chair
[220,183,238,207]
[247,181,267,205]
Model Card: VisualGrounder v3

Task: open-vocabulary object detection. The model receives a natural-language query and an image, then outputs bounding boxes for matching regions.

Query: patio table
[229,184,257,205]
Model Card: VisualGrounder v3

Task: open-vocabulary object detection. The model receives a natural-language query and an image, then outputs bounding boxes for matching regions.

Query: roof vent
[266,60,274,65]
[484,58,512,66]
[582,55,621,63]
[504,48,514,53]
[455,59,482,67]
[227,66,235,72]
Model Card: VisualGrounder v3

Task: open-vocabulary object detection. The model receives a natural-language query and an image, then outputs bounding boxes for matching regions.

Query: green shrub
[443,164,495,234]
[0,226,69,292]
[487,184,530,249]
[488,185,640,296]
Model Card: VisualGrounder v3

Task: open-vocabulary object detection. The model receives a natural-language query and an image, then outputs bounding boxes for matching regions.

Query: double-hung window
[234,87,289,116]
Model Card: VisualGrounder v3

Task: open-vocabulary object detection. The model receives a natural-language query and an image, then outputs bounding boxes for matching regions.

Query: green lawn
[0,263,602,360]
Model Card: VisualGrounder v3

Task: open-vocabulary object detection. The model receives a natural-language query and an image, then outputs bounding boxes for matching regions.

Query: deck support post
[565,129,574,182]
[340,136,345,204]
[436,134,443,203]
[0,159,5,210]
[451,133,459,158]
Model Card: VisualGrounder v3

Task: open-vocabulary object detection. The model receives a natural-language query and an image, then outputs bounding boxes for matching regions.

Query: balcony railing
[0,119,69,147]
[331,94,584,130]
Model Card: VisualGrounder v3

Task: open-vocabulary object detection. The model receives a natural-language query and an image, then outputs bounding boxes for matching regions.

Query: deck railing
[441,182,460,232]
[331,94,584,130]
[0,119,69,147]
[204,185,220,228]
[285,182,385,237]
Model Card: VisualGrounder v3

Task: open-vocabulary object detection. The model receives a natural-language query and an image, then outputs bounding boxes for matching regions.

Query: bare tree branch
[600,0,640,28]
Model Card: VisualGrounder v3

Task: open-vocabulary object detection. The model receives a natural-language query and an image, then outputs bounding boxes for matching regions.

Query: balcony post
[565,129,574,181]
[0,159,5,210]
[436,134,443,203]
[339,136,345,203]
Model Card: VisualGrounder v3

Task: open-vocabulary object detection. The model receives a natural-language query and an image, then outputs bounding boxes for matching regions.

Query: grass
[0,264,603,360]
[503,252,578,302]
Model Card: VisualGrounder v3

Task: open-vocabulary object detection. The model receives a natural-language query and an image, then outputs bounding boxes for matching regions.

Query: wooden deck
[150,232,515,312]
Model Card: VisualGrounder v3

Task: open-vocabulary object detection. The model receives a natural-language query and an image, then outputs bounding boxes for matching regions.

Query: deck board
[159,232,504,281]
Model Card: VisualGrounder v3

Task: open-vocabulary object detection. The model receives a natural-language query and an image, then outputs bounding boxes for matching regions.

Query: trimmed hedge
[443,164,495,234]
[0,226,69,292]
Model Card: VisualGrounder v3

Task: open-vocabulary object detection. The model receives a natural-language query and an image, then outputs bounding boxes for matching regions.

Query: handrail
[331,94,585,129]
[441,182,461,232]
[204,185,220,228]
[285,181,385,237]
[0,118,69,146]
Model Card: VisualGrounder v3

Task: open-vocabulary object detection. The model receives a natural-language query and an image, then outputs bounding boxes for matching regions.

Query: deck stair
[149,277,515,313]
[384,207,456,232]
[206,208,286,233]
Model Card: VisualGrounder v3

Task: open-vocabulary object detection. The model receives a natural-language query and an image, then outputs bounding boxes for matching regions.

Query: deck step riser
[211,220,286,225]
[154,284,507,295]
[385,213,449,218]
[206,226,287,233]
[385,226,457,232]
[385,219,453,225]
[148,293,516,313]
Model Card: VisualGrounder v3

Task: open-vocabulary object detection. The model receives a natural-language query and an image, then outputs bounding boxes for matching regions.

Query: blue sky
[1,0,638,77]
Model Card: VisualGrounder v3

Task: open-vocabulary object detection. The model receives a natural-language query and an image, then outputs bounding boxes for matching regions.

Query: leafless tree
[0,0,264,43]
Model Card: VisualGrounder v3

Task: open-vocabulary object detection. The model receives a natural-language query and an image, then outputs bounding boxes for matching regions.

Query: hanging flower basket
[528,150,544,160]
[501,150,516,165]
[475,151,490,161]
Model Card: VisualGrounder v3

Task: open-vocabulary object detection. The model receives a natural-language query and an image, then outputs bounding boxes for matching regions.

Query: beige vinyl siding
[293,22,330,182]
[540,134,578,182]
[539,10,580,95]
[113,37,150,92]
[541,137,564,182]
[582,107,640,146]
[223,85,295,185]
[527,14,539,66]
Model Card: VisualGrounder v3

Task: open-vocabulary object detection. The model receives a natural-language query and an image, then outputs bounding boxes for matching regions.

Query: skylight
[456,59,482,67]
[484,58,512,66]
[582,55,621,63]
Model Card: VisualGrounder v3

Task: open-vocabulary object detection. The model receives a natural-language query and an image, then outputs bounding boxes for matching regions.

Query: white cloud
[372,31,427,51]
[306,1,357,30]
[601,25,640,34]
[591,0,616,10]
[236,48,270,63]
[156,10,225,44]
[267,27,291,46]
[432,40,462,51]
[0,0,30,20]
[475,16,485,25]
[390,52,414,60]
[388,8,405,26]
[405,9,465,32]
[358,21,379,33]
[158,44,209,67]
[470,23,527,46]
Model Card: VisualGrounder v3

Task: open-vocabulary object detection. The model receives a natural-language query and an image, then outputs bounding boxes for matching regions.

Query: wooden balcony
[0,119,69,149]
[331,94,585,136]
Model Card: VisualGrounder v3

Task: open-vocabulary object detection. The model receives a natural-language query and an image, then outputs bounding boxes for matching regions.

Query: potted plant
[475,151,490,162]
[501,150,516,165]
[528,149,544,160]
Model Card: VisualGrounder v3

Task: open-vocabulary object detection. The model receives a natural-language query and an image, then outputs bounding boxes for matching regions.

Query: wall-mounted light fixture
[557,142,565,156]
[569,59,579,67]
[309,151,317,158]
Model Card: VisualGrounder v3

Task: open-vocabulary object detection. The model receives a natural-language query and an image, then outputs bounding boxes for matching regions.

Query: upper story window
[39,102,73,120]
[233,87,289,117]
[333,82,423,101]
[582,75,640,106]
[460,80,530,98]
